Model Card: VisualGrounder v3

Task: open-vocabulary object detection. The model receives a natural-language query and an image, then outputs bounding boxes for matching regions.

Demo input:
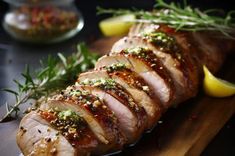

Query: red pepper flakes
[19,6,78,32]
[5,5,79,42]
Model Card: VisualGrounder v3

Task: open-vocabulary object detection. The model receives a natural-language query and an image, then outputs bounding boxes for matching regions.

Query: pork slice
[77,82,147,144]
[79,70,110,81]
[128,23,200,102]
[95,53,174,108]
[159,25,200,97]
[78,68,161,129]
[111,36,186,104]
[128,23,152,37]
[108,68,162,128]
[17,111,78,156]
[41,86,126,153]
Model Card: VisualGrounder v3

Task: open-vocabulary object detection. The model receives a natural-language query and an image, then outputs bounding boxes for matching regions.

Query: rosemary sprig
[97,0,235,39]
[0,42,99,122]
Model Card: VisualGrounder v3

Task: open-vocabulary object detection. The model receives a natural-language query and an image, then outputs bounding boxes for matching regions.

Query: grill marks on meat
[17,22,230,156]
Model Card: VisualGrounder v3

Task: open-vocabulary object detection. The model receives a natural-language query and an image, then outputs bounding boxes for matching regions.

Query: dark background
[0,0,235,156]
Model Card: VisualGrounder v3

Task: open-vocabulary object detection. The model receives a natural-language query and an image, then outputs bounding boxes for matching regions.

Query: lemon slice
[203,65,235,97]
[99,14,135,36]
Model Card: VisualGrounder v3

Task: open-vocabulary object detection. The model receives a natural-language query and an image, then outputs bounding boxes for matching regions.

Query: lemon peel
[203,65,235,97]
[99,14,135,36]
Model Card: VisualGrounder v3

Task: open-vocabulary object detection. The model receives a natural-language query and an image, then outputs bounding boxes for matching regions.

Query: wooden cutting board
[0,36,235,156]
[90,37,235,156]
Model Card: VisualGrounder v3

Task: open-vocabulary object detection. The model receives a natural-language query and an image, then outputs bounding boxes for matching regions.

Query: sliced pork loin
[111,36,191,104]
[17,111,93,156]
[78,64,162,129]
[40,85,126,153]
[145,24,200,93]
[16,22,235,156]
[95,48,175,108]
[122,23,200,103]
[129,23,233,73]
[129,23,196,55]
[76,78,148,144]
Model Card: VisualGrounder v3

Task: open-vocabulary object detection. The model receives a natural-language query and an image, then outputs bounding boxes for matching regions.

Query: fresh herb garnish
[97,0,235,39]
[143,32,177,51]
[123,47,149,58]
[0,42,99,122]
[58,109,82,122]
[105,63,127,72]
[80,78,117,90]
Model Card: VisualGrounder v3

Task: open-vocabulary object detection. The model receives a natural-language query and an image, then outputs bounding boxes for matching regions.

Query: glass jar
[3,0,84,43]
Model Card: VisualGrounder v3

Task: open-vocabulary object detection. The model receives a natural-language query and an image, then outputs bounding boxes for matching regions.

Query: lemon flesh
[99,14,135,36]
[203,65,235,97]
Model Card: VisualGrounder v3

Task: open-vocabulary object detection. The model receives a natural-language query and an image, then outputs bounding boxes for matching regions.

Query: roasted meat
[77,78,148,144]
[17,111,78,156]
[127,23,200,103]
[18,110,111,156]
[17,22,233,156]
[78,64,162,129]
[95,48,175,108]
[40,86,126,153]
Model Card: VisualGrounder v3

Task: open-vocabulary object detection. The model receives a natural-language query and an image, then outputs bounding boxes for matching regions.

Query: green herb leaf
[0,43,99,122]
[2,89,19,96]
[58,53,68,68]
[97,0,235,39]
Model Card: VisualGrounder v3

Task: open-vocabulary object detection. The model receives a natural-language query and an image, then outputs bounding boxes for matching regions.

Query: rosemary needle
[0,43,99,122]
[97,0,235,39]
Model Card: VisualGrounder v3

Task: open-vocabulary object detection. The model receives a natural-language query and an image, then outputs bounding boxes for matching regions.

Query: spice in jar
[4,6,80,43]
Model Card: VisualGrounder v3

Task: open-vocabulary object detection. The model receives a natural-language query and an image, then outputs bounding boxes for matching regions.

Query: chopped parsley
[81,78,117,90]
[105,63,127,72]
[143,32,177,51]
[58,109,82,122]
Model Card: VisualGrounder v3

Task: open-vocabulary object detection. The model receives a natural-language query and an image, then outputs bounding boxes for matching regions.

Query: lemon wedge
[99,14,135,36]
[203,65,235,97]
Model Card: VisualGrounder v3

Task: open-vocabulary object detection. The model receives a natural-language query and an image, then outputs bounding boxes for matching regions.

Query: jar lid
[4,0,74,6]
